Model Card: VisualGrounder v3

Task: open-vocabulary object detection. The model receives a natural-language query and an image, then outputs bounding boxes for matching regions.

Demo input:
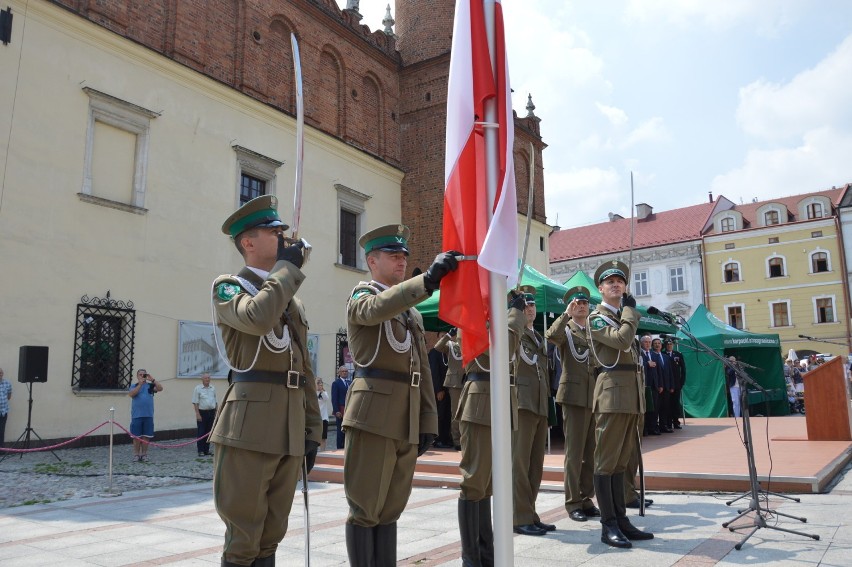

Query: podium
[802,357,852,441]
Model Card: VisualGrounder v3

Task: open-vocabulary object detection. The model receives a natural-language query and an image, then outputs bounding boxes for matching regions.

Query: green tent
[561,271,677,334]
[416,264,569,332]
[678,305,787,417]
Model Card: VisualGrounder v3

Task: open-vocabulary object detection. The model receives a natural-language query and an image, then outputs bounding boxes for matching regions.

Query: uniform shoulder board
[350,281,378,301]
[215,277,244,302]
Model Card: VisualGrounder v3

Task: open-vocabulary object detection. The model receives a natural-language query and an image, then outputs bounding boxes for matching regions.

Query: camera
[147,380,157,395]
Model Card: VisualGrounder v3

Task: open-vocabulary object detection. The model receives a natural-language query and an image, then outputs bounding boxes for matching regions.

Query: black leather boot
[478,498,494,567]
[458,498,481,567]
[612,472,653,540]
[252,555,275,567]
[220,559,244,567]
[346,522,376,566]
[374,522,397,567]
[593,474,631,549]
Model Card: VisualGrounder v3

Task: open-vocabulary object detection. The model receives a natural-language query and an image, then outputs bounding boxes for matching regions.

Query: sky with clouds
[342,1,852,228]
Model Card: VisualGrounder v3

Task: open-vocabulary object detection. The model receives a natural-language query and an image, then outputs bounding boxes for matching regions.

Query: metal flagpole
[483,1,512,564]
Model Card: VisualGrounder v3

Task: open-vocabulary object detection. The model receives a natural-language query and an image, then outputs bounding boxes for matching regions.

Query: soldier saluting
[343,224,458,566]
[210,195,322,567]
[587,260,653,548]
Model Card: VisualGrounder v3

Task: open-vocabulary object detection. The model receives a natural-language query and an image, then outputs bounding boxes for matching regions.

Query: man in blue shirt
[128,368,163,461]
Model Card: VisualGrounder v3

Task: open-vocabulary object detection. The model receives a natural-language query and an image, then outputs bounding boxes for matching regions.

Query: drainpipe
[833,214,852,354]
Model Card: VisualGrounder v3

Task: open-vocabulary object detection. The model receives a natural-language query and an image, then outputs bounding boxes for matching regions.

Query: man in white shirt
[192,373,217,456]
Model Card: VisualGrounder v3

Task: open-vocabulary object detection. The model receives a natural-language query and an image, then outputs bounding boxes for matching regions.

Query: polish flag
[439,0,518,364]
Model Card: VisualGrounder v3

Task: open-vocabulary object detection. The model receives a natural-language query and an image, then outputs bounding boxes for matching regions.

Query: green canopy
[677,304,787,417]
[416,264,570,332]
[561,271,677,334]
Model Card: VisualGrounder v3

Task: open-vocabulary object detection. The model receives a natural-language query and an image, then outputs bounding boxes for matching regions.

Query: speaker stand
[0,382,61,463]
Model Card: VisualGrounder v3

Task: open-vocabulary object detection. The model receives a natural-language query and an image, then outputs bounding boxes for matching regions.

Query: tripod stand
[673,325,819,550]
[0,381,61,463]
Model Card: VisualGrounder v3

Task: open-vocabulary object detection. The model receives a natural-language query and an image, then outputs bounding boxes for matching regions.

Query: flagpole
[483,1,512,564]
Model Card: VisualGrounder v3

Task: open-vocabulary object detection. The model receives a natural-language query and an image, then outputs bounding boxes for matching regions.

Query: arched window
[764,210,779,225]
[720,217,735,232]
[724,262,740,282]
[768,257,785,278]
[806,202,824,219]
[811,251,829,273]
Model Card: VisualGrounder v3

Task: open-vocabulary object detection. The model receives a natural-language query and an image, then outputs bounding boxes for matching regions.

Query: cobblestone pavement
[0,439,214,509]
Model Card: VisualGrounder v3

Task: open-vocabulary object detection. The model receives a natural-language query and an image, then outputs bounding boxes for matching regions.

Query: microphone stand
[673,322,819,550]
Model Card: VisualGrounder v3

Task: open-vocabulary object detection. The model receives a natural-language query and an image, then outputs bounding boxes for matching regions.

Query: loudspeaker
[18,346,48,383]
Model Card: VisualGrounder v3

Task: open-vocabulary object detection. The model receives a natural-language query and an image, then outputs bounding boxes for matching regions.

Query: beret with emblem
[359,224,411,255]
[221,194,288,239]
[593,260,630,285]
[563,285,590,304]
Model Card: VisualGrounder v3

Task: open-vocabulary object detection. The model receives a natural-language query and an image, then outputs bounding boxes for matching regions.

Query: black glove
[304,439,320,473]
[509,290,526,311]
[277,234,304,268]
[622,293,637,309]
[417,433,436,456]
[423,251,460,292]
[448,327,458,337]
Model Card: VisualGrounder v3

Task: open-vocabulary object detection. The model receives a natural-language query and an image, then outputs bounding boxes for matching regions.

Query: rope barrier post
[99,407,122,497]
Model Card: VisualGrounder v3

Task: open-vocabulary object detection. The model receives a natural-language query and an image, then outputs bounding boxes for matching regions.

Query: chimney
[708,191,714,203]
[636,203,652,220]
[608,212,624,222]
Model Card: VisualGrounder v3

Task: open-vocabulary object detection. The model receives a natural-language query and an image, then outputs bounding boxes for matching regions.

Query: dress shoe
[568,509,588,522]
[626,499,653,509]
[649,431,661,436]
[661,428,674,433]
[582,505,601,517]
[513,524,547,536]
[534,520,556,532]
[673,424,682,429]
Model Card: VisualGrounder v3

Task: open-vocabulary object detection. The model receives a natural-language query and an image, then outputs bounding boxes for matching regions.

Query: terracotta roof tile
[703,187,844,234]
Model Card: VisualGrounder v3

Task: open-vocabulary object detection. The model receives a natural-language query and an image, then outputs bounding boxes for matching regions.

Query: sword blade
[290,33,304,239]
[516,142,536,286]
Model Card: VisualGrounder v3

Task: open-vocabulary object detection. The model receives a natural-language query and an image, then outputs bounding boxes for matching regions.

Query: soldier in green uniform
[344,224,458,566]
[210,195,322,567]
[511,286,554,536]
[587,260,653,548]
[435,328,465,450]
[545,286,601,523]
[456,293,526,566]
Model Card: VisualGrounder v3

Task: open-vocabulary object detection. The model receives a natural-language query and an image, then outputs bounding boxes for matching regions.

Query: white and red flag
[440,0,518,364]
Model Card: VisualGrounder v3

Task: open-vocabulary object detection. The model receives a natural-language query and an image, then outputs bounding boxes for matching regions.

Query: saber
[627,171,645,516]
[290,33,304,240]
[301,458,311,566]
[516,141,536,287]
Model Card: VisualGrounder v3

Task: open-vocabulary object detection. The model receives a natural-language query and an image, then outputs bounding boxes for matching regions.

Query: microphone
[647,306,678,324]
[659,333,678,341]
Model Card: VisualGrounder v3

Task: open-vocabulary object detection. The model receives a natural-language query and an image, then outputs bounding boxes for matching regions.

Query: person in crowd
[331,365,350,449]
[0,368,12,448]
[192,373,217,457]
[665,339,686,429]
[651,338,674,433]
[128,368,162,462]
[317,377,331,450]
[427,345,454,449]
[638,336,659,435]
[726,356,741,418]
[434,328,465,450]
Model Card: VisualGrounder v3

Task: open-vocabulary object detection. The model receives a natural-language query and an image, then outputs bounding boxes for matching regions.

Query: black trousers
[196,409,216,454]
[0,413,7,447]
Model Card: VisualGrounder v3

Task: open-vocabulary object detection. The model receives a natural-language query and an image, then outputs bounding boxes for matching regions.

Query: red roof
[549,201,717,262]
[702,187,844,234]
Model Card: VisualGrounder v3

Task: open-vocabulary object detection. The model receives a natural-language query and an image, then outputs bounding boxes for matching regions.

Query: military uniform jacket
[669,349,687,389]
[588,304,645,415]
[344,275,437,445]
[514,327,549,417]
[546,314,595,409]
[457,308,524,427]
[435,334,465,389]
[210,260,322,455]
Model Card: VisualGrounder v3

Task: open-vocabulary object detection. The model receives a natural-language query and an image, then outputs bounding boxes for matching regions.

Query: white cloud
[710,127,852,202]
[624,0,796,36]
[596,103,628,126]
[737,35,852,141]
[621,117,671,148]
[544,167,634,227]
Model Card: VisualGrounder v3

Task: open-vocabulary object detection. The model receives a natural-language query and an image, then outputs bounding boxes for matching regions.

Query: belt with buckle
[467,372,490,382]
[231,370,307,388]
[595,364,641,374]
[354,367,421,387]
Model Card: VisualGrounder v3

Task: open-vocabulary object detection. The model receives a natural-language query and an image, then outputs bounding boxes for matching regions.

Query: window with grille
[816,298,834,323]
[340,209,358,267]
[764,211,779,225]
[807,203,824,219]
[240,173,266,204]
[720,217,735,232]
[633,270,648,296]
[724,262,740,282]
[727,306,743,329]
[73,294,135,390]
[770,301,789,327]
[669,266,685,292]
[768,257,785,278]
[812,252,829,273]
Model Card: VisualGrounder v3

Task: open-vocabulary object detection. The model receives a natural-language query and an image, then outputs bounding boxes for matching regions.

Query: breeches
[594,412,638,475]
[562,404,596,510]
[459,419,492,501]
[213,444,301,565]
[511,410,548,524]
[344,428,417,527]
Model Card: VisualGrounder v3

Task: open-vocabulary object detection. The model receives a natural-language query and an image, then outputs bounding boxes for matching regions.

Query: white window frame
[813,295,837,324]
[336,183,371,271]
[669,265,685,293]
[763,209,780,226]
[766,254,787,278]
[808,249,832,274]
[633,270,649,297]
[233,145,283,207]
[719,216,736,232]
[800,196,830,220]
[722,259,741,283]
[768,299,792,328]
[80,87,160,212]
[724,303,746,330]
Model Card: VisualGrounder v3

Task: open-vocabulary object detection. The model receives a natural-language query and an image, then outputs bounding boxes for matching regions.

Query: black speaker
[18,346,48,383]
